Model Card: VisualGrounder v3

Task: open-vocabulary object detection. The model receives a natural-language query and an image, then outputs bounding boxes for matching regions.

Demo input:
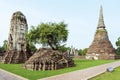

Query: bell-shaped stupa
[86,6,116,60]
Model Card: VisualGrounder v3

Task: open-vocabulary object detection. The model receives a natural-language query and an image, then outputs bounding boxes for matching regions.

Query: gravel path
[40,61,120,80]
[0,69,28,80]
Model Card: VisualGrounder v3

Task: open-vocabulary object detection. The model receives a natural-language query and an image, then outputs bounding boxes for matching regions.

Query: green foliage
[116,47,120,55]
[58,45,70,52]
[16,12,23,19]
[96,29,107,34]
[0,40,7,53]
[116,37,120,47]
[78,48,88,56]
[116,37,120,55]
[25,33,37,54]
[2,40,7,52]
[28,21,68,50]
[0,46,4,53]
[28,43,37,54]
[0,60,115,80]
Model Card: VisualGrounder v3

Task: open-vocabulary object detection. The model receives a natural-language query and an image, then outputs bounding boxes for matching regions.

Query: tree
[2,40,7,52]
[116,37,120,55]
[0,40,7,54]
[58,45,70,52]
[25,33,37,54]
[78,49,83,56]
[0,46,3,53]
[27,22,68,50]
[28,43,37,54]
[78,48,88,56]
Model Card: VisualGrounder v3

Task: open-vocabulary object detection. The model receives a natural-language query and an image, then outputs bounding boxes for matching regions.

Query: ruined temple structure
[24,48,75,71]
[2,11,31,64]
[86,6,116,60]
[67,46,78,57]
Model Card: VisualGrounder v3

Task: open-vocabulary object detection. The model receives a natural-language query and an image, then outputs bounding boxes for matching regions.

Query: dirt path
[40,61,120,80]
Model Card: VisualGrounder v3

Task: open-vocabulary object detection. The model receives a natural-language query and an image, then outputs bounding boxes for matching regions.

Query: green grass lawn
[90,66,120,80]
[0,59,115,80]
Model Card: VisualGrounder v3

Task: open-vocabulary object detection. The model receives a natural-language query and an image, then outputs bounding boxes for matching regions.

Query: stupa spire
[97,5,105,29]
[86,5,116,60]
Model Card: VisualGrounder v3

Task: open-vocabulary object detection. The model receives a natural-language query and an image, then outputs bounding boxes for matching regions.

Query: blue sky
[0,0,120,49]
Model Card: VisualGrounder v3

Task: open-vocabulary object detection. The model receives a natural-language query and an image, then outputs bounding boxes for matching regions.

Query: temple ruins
[86,6,116,60]
[24,48,75,71]
[2,11,31,63]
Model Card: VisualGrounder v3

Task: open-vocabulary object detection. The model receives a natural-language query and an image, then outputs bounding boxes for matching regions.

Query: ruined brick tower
[86,6,116,60]
[2,11,31,63]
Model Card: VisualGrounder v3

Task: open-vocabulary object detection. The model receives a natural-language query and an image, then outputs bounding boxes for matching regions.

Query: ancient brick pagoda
[86,6,116,60]
[2,11,31,63]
